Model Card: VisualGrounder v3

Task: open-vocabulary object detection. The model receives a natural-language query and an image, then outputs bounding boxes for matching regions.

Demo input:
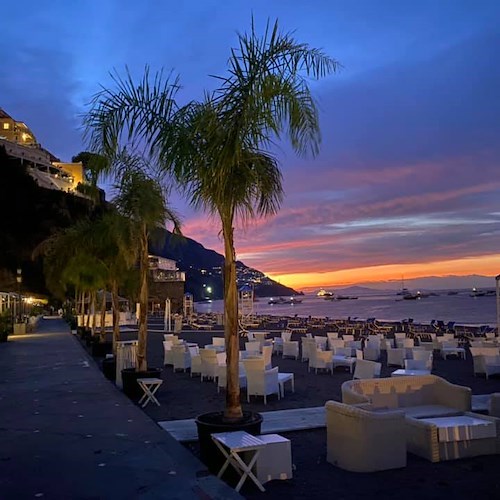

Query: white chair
[245,341,261,354]
[200,348,219,381]
[470,347,500,376]
[309,346,333,373]
[412,349,433,369]
[283,341,299,360]
[353,359,381,379]
[301,338,315,362]
[246,366,280,404]
[483,355,500,379]
[343,334,354,342]
[242,357,266,372]
[314,336,328,350]
[188,345,202,377]
[387,348,406,367]
[326,331,339,340]
[363,344,380,362]
[163,334,177,341]
[262,345,273,370]
[216,363,247,392]
[329,338,345,351]
[404,359,431,372]
[163,340,174,366]
[212,337,225,348]
[172,344,191,372]
[356,349,364,360]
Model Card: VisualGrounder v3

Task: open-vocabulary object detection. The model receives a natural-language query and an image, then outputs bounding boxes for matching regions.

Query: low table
[406,411,500,462]
[137,378,163,408]
[391,369,431,377]
[211,431,267,492]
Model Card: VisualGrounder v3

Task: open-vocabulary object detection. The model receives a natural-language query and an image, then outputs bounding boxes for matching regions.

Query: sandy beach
[96,316,500,499]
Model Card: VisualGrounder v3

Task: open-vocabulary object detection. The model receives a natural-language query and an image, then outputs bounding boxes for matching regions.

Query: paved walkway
[0,318,239,499]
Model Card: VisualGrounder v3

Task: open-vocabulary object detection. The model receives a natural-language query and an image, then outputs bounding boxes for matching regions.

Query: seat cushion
[403,405,461,419]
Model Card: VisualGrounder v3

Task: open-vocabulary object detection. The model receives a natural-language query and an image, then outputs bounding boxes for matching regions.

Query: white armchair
[245,341,261,354]
[246,366,280,404]
[172,344,191,372]
[163,340,174,366]
[404,359,431,373]
[262,345,273,370]
[309,346,333,373]
[283,341,299,360]
[412,350,433,370]
[200,348,219,381]
[188,345,202,377]
[212,337,225,348]
[301,338,315,362]
[387,348,406,367]
[353,359,381,379]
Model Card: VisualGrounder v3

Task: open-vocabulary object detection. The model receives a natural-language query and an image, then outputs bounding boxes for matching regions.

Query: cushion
[404,405,461,419]
[418,415,497,442]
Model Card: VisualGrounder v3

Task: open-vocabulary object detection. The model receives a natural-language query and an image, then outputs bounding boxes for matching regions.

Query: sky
[2,1,500,290]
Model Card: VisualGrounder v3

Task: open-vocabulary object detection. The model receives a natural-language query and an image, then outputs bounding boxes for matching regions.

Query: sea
[195,290,499,327]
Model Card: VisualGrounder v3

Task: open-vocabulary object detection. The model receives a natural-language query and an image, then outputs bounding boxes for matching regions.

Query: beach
[104,314,500,499]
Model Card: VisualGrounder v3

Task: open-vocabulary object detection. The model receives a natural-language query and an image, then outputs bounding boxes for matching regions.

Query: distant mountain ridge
[302,274,499,293]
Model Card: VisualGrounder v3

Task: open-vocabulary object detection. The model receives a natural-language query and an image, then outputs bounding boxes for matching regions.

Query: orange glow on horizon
[267,254,500,290]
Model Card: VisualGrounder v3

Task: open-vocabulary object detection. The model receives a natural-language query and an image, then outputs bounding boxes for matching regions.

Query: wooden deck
[158,406,326,442]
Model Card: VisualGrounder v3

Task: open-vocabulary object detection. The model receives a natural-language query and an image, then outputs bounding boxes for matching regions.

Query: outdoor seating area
[83,314,500,496]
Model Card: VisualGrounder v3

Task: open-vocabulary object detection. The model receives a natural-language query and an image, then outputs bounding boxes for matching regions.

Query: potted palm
[85,18,337,464]
[112,155,181,398]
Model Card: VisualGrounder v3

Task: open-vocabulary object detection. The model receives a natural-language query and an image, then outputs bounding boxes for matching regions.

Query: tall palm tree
[90,210,138,349]
[85,19,338,419]
[112,156,181,372]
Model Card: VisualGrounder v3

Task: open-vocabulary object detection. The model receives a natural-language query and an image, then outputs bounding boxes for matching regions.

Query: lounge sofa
[325,400,407,472]
[341,374,471,418]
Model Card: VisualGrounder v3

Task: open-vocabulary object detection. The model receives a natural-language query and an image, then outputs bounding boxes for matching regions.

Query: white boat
[317,289,334,297]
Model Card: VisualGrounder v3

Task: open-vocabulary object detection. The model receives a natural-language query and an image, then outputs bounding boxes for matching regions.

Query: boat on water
[268,297,303,305]
[317,289,334,297]
[470,288,495,297]
[335,295,359,300]
[402,290,429,300]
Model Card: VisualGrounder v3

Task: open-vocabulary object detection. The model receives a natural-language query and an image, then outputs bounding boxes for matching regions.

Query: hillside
[0,146,298,301]
[150,231,298,301]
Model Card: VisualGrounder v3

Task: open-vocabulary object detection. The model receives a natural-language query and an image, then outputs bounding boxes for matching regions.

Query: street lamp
[16,268,22,321]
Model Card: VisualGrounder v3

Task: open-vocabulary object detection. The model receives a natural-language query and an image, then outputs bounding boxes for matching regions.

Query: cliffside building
[0,107,85,195]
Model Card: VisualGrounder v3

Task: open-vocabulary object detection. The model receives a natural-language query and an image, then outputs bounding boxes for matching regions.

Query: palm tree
[112,155,181,372]
[85,19,338,419]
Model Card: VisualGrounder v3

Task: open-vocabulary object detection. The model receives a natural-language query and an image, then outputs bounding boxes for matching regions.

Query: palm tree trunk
[222,218,242,420]
[136,223,149,372]
[111,279,120,354]
[91,290,97,336]
[100,289,106,341]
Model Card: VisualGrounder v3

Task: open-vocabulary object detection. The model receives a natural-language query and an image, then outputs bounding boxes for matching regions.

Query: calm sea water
[195,291,499,326]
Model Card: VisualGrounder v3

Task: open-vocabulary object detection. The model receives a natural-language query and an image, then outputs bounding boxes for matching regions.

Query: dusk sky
[2,1,500,290]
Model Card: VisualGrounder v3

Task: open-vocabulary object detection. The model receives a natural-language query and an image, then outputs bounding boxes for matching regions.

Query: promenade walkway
[0,318,239,499]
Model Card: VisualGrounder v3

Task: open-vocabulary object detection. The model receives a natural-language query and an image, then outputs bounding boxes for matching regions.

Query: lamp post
[16,268,22,322]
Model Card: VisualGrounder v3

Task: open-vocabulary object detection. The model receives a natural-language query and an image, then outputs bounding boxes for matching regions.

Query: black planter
[102,357,116,381]
[91,341,112,358]
[195,411,263,474]
[121,367,162,399]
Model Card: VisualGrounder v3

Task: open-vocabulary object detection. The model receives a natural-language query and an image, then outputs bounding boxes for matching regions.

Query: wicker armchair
[325,400,407,472]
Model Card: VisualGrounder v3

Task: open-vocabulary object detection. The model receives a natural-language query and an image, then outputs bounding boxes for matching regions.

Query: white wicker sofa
[341,374,471,418]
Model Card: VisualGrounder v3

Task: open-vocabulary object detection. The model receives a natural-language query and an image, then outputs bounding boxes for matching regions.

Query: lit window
[2,123,9,130]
